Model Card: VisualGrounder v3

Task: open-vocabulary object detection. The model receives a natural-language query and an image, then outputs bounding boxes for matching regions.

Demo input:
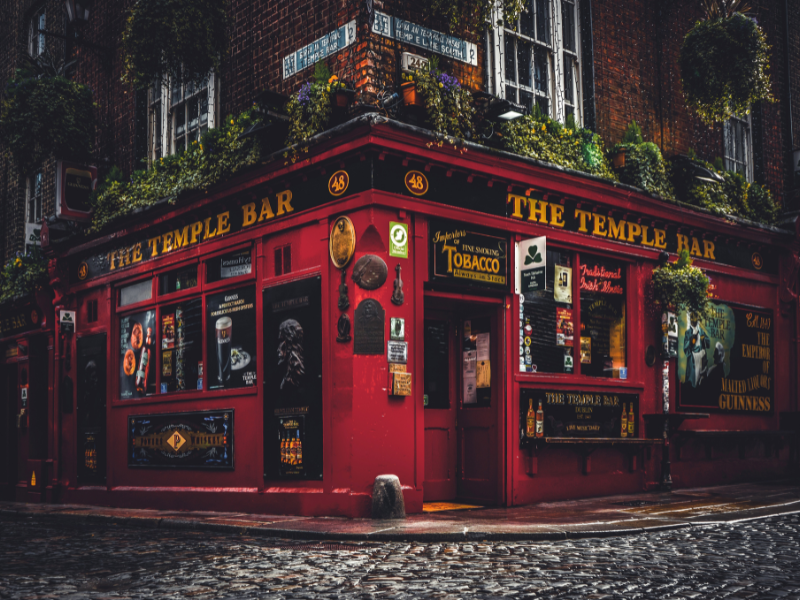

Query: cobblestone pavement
[1,514,799,599]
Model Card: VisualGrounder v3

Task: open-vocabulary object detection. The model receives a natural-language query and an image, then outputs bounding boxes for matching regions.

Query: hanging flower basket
[651,250,712,322]
[122,0,231,89]
[679,9,772,124]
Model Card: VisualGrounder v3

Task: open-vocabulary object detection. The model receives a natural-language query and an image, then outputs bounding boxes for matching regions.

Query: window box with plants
[610,121,674,200]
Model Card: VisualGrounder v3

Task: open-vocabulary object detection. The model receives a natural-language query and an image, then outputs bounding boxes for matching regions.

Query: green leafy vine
[651,250,712,321]
[0,249,48,306]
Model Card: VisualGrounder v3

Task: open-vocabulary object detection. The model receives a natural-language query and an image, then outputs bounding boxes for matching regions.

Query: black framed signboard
[519,388,639,447]
[430,221,508,289]
[128,409,234,469]
[264,276,323,480]
[677,302,773,414]
[206,286,258,390]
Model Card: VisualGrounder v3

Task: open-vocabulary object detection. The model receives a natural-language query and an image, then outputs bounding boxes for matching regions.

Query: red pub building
[2,0,799,516]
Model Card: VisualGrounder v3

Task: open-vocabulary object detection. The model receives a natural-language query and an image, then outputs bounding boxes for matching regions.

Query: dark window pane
[424,320,450,409]
[175,105,185,138]
[504,36,516,83]
[562,1,576,51]
[188,97,199,135]
[520,249,573,374]
[505,84,516,102]
[536,96,550,116]
[534,50,549,93]
[159,297,203,393]
[520,4,535,37]
[283,245,292,274]
[274,247,283,276]
[518,40,532,87]
[520,90,534,112]
[579,255,627,378]
[159,265,198,295]
[536,0,550,44]
[563,54,574,103]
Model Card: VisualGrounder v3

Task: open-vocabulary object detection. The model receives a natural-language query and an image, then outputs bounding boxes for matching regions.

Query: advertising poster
[556,307,574,346]
[119,310,156,398]
[554,265,572,303]
[520,389,639,445]
[218,249,252,279]
[128,410,233,469]
[678,303,773,414]
[516,236,546,293]
[206,287,257,390]
[264,277,322,480]
[161,298,202,393]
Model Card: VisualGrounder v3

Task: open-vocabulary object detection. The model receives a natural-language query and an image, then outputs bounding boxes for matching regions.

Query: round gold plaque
[329,216,356,269]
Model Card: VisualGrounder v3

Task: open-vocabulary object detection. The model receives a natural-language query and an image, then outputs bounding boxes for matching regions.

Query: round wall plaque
[351,254,388,290]
[329,216,356,269]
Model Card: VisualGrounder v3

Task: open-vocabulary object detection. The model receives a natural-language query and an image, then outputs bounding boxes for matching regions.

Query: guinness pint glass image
[215,317,232,384]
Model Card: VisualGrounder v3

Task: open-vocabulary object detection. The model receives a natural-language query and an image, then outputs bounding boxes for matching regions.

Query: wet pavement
[2,480,800,541]
[1,512,799,599]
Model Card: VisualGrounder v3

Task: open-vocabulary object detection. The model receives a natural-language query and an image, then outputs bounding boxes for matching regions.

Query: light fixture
[65,0,91,24]
[474,92,525,122]
[690,163,725,184]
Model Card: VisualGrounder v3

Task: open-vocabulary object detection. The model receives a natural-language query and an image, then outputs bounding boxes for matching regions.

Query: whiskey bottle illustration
[135,327,153,394]
[296,431,303,467]
[526,399,536,438]
[627,402,635,437]
[621,403,628,438]
[535,401,544,438]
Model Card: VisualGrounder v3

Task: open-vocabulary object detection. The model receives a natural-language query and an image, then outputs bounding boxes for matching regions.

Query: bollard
[371,474,405,519]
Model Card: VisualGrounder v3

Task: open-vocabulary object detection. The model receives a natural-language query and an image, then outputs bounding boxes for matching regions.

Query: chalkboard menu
[678,303,774,415]
[520,388,639,445]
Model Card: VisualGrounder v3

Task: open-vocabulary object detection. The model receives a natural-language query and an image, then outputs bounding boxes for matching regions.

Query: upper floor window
[488,0,581,124]
[25,171,43,253]
[723,113,752,182]
[148,70,216,162]
[29,6,46,57]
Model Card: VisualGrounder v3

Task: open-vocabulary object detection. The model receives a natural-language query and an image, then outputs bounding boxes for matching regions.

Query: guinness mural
[128,410,234,469]
[678,303,774,414]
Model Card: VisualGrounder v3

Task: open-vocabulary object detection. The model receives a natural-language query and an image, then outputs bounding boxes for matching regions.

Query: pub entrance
[422,294,502,505]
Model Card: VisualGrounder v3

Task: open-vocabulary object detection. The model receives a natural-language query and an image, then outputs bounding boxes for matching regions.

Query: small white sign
[387,341,408,364]
[283,20,357,79]
[401,52,429,72]
[516,237,546,294]
[373,11,478,66]
[59,310,76,333]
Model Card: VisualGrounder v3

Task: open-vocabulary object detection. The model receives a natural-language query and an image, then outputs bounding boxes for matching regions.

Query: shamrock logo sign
[524,245,543,265]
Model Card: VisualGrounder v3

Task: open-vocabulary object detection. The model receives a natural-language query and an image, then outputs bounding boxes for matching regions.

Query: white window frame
[149,71,216,162]
[723,112,753,182]
[28,6,46,57]
[25,171,43,252]
[487,0,582,125]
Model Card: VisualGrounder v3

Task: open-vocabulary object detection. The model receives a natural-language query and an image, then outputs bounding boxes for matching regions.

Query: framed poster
[128,410,233,469]
[678,303,773,415]
[264,276,323,480]
[206,286,257,390]
[119,310,156,398]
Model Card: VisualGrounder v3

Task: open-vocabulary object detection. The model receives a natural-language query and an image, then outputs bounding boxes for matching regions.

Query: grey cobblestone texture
[1,514,800,599]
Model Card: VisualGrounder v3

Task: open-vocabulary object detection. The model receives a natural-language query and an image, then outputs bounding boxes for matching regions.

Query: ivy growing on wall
[123,0,230,89]
[428,0,524,33]
[651,250,712,321]
[0,250,48,306]
[0,69,94,174]
[89,109,261,233]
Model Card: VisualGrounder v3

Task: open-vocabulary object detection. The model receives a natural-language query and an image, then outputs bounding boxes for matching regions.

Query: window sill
[515,372,644,389]
[111,385,258,408]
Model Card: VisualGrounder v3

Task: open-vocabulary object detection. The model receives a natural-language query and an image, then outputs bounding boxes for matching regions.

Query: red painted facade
[3,121,798,516]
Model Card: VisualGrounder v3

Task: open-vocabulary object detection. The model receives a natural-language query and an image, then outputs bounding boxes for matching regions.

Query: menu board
[678,303,773,414]
[264,277,323,480]
[119,310,156,398]
[206,286,257,390]
[160,297,202,393]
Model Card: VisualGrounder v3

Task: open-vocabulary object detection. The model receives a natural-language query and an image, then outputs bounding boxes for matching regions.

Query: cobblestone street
[1,513,799,599]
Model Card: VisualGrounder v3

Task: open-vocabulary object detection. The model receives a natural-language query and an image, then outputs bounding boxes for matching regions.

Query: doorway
[423,296,501,505]
[0,363,19,500]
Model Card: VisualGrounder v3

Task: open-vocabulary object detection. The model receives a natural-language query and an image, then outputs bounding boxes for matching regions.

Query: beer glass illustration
[215,317,232,384]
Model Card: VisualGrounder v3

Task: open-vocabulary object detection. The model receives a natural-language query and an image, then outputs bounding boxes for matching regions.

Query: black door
[77,334,107,485]
[0,364,18,499]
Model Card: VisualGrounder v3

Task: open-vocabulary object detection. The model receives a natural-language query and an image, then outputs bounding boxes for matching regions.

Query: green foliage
[651,250,712,321]
[0,71,94,174]
[679,12,771,124]
[427,0,524,33]
[284,74,333,163]
[499,111,616,181]
[90,109,261,232]
[617,142,675,199]
[123,0,230,89]
[621,120,644,146]
[0,249,48,306]
[402,60,476,141]
[671,157,779,224]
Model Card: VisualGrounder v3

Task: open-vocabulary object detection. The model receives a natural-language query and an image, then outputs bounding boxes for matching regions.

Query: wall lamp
[65,0,92,24]
[474,92,525,122]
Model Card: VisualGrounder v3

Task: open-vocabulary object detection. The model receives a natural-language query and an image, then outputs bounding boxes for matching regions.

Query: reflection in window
[520,249,573,373]
[159,265,198,295]
[159,297,202,393]
[579,256,626,378]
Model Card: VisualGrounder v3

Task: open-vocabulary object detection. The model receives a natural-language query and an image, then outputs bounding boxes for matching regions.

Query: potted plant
[400,73,424,108]
[283,62,335,162]
[679,0,772,124]
[608,120,643,169]
[328,76,355,109]
[651,249,712,324]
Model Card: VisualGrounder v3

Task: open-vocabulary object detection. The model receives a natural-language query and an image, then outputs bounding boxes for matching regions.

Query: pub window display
[206,286,258,390]
[579,256,627,378]
[159,265,198,294]
[520,249,574,374]
[160,297,202,393]
[119,310,157,398]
